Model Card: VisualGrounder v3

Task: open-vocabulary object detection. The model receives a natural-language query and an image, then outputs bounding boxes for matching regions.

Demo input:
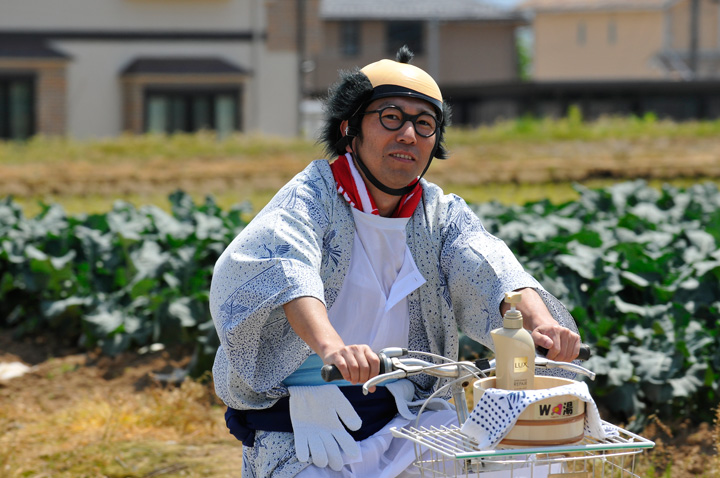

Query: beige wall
[533,10,666,80]
[0,0,255,31]
[439,22,518,84]
[311,21,400,90]
[668,0,720,50]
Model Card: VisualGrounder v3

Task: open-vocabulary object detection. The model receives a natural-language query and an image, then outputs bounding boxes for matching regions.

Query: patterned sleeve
[439,195,542,351]
[210,162,334,408]
[438,194,582,376]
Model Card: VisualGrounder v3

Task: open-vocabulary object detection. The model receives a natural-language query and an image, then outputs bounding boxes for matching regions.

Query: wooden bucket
[472,376,586,447]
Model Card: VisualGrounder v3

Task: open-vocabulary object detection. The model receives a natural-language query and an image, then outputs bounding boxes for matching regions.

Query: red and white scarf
[330,153,422,218]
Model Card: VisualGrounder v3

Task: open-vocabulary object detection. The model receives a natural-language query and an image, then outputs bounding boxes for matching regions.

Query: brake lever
[361,369,408,395]
[360,357,430,395]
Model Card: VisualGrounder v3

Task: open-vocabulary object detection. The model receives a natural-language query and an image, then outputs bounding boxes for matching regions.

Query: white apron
[296,209,458,478]
[328,209,425,351]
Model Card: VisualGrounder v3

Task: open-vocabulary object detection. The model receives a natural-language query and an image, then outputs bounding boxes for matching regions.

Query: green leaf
[167,297,197,328]
[84,308,124,336]
[41,296,90,319]
[130,241,169,278]
[669,363,706,398]
[130,277,157,299]
[620,271,650,288]
[163,272,181,289]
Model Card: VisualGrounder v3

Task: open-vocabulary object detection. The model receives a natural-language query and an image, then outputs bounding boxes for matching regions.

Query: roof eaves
[121,57,250,75]
[0,38,70,59]
[319,0,524,21]
[517,0,668,14]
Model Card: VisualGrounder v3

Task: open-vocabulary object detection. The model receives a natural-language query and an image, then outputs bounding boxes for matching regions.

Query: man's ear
[340,119,354,153]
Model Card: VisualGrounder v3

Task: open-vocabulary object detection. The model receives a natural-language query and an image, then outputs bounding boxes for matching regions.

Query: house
[0,0,528,141]
[266,0,529,132]
[0,0,297,141]
[488,0,720,121]
[518,0,720,81]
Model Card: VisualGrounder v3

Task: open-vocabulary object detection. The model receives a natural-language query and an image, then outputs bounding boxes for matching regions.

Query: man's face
[345,96,438,192]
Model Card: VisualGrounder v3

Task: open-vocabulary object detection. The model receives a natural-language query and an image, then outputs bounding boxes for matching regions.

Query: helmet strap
[348,135,439,197]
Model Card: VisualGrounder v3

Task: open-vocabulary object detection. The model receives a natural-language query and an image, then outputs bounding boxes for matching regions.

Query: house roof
[319,0,526,21]
[121,57,250,75]
[517,0,671,12]
[0,39,69,59]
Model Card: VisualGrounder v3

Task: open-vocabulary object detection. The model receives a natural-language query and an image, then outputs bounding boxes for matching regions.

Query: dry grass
[0,379,242,477]
[4,123,720,217]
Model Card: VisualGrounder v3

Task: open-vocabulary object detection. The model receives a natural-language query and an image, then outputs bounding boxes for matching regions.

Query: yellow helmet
[361,57,443,114]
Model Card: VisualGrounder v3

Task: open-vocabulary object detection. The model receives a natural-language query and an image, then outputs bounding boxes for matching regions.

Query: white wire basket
[391,421,655,478]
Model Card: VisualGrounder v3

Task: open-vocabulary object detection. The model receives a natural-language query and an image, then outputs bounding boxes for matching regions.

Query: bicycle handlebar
[320,360,378,382]
[321,344,593,384]
[538,343,592,361]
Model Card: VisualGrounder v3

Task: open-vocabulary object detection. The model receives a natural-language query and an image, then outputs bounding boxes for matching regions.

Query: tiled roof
[121,57,249,75]
[517,0,669,12]
[319,0,525,21]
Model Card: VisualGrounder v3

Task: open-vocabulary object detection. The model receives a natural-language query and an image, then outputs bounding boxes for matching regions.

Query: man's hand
[530,324,581,362]
[282,297,381,389]
[323,344,380,391]
[501,287,582,363]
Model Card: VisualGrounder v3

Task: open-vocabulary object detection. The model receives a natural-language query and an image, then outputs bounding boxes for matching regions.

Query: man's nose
[397,120,417,143]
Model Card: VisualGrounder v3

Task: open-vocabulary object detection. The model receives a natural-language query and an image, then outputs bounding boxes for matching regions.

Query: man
[210,47,581,478]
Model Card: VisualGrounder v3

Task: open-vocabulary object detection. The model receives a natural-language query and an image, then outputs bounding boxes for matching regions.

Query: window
[144,89,240,136]
[387,21,423,56]
[577,22,587,46]
[341,21,361,57]
[608,20,617,45]
[0,77,34,140]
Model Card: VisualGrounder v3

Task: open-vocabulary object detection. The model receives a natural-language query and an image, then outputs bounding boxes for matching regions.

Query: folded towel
[460,381,618,449]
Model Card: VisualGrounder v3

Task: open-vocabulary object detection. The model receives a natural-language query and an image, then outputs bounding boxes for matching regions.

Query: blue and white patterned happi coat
[210,160,577,478]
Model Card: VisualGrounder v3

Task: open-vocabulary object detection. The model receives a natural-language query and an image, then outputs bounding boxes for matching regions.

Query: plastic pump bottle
[491,291,535,390]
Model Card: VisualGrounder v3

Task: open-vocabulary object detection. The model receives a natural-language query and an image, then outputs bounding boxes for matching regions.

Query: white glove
[288,385,362,471]
[386,379,454,420]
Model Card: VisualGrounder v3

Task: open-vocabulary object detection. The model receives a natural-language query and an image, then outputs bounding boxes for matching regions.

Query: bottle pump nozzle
[503,291,523,328]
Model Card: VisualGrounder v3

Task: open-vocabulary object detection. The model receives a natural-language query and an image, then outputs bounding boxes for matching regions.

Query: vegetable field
[472,181,720,429]
[2,180,719,432]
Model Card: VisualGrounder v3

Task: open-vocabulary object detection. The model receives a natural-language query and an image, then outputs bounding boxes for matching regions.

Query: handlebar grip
[537,344,591,361]
[320,359,390,382]
[321,364,344,382]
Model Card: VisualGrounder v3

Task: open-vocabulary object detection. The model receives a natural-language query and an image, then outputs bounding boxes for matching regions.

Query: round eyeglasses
[363,106,439,138]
